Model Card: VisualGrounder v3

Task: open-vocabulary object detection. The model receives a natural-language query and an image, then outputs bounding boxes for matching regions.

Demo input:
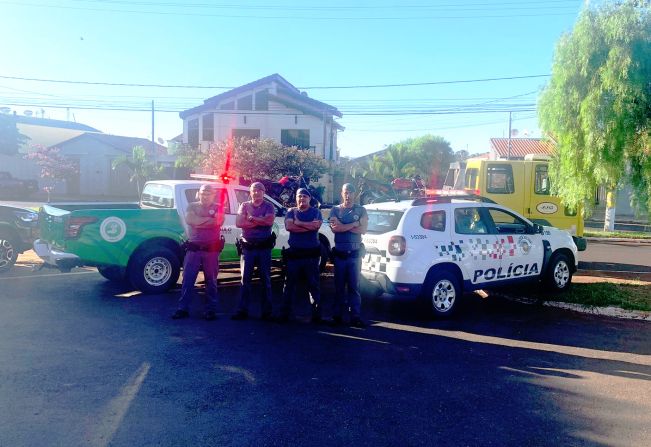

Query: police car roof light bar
[190,173,233,183]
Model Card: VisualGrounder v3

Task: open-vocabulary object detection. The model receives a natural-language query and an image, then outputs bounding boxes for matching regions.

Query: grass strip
[543,282,651,312]
[585,230,651,239]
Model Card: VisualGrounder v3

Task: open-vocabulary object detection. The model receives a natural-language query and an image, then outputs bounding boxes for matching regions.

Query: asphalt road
[1,263,649,447]
[579,239,651,272]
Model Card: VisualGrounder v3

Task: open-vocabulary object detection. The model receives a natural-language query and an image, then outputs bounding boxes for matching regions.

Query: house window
[281,129,310,149]
[237,95,253,110]
[188,118,199,148]
[202,113,214,141]
[232,129,260,140]
[220,101,235,110]
[255,90,269,111]
[534,164,550,195]
[486,164,515,194]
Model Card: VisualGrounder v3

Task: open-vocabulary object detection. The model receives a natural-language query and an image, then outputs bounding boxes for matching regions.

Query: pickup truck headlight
[15,211,38,223]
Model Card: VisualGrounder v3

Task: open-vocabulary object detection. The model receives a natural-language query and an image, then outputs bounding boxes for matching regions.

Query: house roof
[13,115,100,132]
[490,138,555,159]
[55,132,167,155]
[179,73,341,120]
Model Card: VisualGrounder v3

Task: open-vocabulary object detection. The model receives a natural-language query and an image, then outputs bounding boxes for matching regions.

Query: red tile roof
[490,138,555,159]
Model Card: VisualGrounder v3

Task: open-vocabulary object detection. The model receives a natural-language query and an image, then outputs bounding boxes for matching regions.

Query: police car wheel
[545,252,572,293]
[128,247,180,294]
[424,269,461,317]
[0,232,19,273]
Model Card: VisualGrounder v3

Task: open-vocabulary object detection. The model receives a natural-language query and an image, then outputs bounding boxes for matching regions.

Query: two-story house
[179,74,343,201]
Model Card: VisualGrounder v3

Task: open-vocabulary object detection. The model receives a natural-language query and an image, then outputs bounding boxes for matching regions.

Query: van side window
[534,164,550,195]
[421,211,446,232]
[486,165,515,194]
[454,208,488,234]
[464,168,479,190]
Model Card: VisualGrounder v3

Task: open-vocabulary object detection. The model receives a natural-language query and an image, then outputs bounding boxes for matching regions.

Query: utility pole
[507,111,512,160]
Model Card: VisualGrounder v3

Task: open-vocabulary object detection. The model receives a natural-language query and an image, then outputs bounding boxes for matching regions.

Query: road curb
[543,301,651,321]
[586,237,651,245]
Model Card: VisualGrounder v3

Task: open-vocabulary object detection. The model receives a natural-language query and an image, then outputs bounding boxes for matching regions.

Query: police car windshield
[366,210,404,234]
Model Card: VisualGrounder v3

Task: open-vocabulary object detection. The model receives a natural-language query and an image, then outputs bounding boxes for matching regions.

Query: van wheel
[545,253,572,293]
[423,268,461,317]
[128,247,180,294]
[0,231,19,273]
[97,265,125,282]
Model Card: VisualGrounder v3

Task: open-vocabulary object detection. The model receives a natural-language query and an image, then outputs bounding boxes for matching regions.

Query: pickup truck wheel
[97,265,125,282]
[128,247,180,294]
[0,232,19,273]
[423,269,461,318]
[545,253,572,293]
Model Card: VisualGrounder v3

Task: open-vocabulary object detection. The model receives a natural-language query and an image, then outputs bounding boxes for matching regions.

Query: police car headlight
[388,235,406,256]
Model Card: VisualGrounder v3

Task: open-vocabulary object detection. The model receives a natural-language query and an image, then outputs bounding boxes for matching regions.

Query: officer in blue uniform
[172,183,224,321]
[232,182,276,321]
[329,183,368,327]
[277,188,323,323]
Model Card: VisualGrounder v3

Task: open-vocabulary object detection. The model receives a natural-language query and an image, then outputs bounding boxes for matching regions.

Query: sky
[0,0,588,159]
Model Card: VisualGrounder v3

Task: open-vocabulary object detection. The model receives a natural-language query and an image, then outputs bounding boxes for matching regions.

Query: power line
[0,74,550,90]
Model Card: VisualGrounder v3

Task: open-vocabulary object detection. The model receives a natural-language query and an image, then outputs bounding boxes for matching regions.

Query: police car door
[452,206,500,288]
[484,207,545,283]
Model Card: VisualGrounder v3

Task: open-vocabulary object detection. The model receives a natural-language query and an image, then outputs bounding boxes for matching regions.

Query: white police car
[360,193,579,317]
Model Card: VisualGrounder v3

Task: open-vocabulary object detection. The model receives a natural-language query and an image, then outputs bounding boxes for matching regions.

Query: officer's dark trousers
[236,247,272,316]
[333,255,362,318]
[178,249,219,312]
[279,257,320,317]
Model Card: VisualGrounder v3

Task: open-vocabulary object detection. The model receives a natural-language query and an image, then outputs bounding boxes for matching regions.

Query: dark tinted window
[464,168,478,190]
[534,164,550,195]
[420,211,446,232]
[237,95,253,110]
[454,207,488,234]
[202,113,214,141]
[281,129,310,149]
[487,208,528,234]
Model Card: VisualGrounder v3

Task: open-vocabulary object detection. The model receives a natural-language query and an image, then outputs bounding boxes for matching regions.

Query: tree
[538,0,651,230]
[0,114,30,156]
[112,145,163,194]
[175,138,328,182]
[24,145,78,199]
[381,135,454,187]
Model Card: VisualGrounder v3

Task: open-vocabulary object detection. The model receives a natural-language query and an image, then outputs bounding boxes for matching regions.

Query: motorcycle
[244,175,322,208]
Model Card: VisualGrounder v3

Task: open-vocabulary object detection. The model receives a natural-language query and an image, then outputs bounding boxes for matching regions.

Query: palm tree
[112,145,162,194]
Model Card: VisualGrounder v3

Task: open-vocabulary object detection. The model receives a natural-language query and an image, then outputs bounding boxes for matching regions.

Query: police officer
[329,183,368,327]
[171,183,224,321]
[232,182,276,321]
[277,188,323,323]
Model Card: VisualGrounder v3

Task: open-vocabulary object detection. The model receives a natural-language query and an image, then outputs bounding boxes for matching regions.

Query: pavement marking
[318,330,390,344]
[373,321,651,367]
[87,362,151,447]
[0,270,98,280]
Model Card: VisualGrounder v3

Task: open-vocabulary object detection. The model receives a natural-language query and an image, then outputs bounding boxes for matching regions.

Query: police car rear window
[141,183,174,208]
[366,210,404,234]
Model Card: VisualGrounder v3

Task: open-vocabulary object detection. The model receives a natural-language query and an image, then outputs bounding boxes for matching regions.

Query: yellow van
[460,156,585,245]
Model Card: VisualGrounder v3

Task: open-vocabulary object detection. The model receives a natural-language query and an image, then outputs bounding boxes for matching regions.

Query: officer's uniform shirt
[238,200,274,242]
[330,204,367,251]
[187,201,221,243]
[286,206,322,249]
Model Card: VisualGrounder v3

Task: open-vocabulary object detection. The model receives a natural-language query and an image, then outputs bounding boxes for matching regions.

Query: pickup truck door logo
[100,217,127,242]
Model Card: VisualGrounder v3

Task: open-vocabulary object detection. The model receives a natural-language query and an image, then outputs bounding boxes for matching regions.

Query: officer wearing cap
[232,182,276,321]
[172,183,225,321]
[277,187,323,323]
[329,183,368,327]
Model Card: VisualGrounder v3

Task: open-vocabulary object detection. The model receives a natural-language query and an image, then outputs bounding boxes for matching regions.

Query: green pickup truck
[34,180,334,293]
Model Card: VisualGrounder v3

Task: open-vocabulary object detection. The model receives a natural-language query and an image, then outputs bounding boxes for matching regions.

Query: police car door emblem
[518,236,532,255]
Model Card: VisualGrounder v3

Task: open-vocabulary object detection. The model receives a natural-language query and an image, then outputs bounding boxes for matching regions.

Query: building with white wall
[179,74,343,162]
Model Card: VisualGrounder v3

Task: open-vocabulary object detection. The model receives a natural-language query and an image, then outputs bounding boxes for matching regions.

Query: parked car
[0,171,39,198]
[0,205,39,272]
[360,192,579,317]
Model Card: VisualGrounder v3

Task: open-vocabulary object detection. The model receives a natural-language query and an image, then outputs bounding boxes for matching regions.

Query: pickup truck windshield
[141,183,174,208]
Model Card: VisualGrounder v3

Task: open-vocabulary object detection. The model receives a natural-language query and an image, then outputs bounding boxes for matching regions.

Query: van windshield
[366,210,404,234]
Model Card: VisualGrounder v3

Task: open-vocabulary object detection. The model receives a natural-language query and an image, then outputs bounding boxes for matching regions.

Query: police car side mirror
[531,223,544,234]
